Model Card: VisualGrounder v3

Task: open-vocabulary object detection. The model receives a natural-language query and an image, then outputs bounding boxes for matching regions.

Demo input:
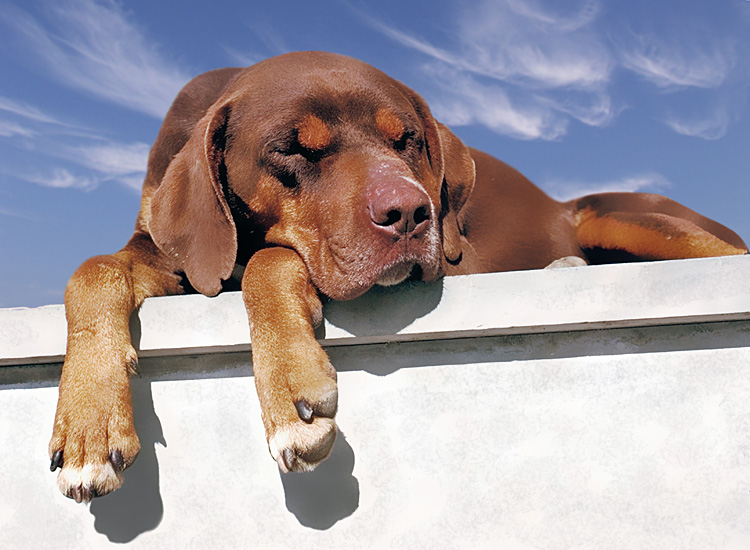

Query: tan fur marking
[297,114,331,151]
[268,419,337,473]
[576,207,747,259]
[57,462,123,502]
[375,108,405,142]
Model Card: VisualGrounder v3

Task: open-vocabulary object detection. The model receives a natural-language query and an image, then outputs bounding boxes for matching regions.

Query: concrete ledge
[3,255,750,366]
[3,256,750,549]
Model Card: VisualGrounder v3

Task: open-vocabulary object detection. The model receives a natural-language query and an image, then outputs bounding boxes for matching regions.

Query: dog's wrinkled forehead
[229,53,421,147]
[277,100,412,151]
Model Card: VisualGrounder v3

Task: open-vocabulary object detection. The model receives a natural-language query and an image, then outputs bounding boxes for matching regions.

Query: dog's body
[50,52,748,502]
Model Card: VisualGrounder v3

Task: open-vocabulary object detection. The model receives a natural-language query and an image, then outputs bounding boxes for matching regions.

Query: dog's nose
[367,177,431,236]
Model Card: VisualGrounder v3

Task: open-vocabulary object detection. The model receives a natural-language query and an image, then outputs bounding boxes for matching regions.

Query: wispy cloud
[618,33,734,90]
[0,119,35,138]
[426,66,569,140]
[0,96,70,126]
[4,0,190,118]
[359,0,748,141]
[542,173,671,202]
[23,168,98,190]
[0,206,38,221]
[223,46,267,68]
[1,90,149,191]
[241,17,290,57]
[365,1,611,90]
[358,0,616,140]
[0,1,167,193]
[222,15,297,68]
[72,142,149,185]
[663,113,731,141]
[23,141,149,191]
[538,91,620,128]
[0,94,88,139]
[456,0,611,89]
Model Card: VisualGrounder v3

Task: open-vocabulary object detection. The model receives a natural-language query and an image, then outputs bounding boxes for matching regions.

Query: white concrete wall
[2,256,750,549]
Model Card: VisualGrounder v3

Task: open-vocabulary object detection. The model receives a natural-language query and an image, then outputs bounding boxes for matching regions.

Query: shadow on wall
[321,279,444,338]
[83,378,360,537]
[281,431,359,530]
[90,378,165,542]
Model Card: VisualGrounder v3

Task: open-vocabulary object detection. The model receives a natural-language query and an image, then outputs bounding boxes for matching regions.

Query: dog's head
[150,52,475,300]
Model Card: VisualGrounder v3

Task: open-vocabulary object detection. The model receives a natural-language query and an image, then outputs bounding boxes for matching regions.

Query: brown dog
[49,51,748,502]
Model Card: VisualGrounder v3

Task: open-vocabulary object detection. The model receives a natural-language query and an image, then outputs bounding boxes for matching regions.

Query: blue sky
[1,0,749,308]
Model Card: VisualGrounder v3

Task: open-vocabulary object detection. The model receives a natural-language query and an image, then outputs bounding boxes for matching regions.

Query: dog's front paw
[49,406,140,502]
[257,349,339,473]
[49,352,140,503]
[269,416,338,473]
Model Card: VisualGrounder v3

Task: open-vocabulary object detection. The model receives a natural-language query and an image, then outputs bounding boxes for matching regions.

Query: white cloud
[0,1,170,193]
[456,0,611,89]
[20,141,148,191]
[426,67,568,140]
[613,29,744,138]
[73,142,149,178]
[5,0,190,118]
[542,173,671,202]
[366,0,612,91]
[1,92,148,191]
[0,95,90,140]
[359,0,615,140]
[361,17,462,70]
[361,1,748,141]
[0,119,35,138]
[24,168,97,190]
[504,0,599,31]
[57,141,149,191]
[662,100,739,141]
[115,175,147,192]
[0,206,37,221]
[663,115,730,141]
[72,142,149,191]
[618,33,734,90]
[0,96,69,126]
[539,91,620,128]
[223,46,267,68]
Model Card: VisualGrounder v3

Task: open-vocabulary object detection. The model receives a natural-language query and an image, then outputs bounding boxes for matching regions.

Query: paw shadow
[280,431,359,530]
[89,378,165,542]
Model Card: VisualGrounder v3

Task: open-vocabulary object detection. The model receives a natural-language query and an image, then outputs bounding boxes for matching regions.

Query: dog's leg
[242,247,338,473]
[576,210,748,261]
[49,233,181,503]
[572,193,748,261]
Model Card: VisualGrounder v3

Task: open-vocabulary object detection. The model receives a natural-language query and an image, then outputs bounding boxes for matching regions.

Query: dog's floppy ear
[434,122,475,263]
[407,90,475,263]
[150,101,237,296]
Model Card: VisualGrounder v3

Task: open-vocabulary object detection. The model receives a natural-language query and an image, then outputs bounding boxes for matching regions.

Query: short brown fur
[50,52,748,502]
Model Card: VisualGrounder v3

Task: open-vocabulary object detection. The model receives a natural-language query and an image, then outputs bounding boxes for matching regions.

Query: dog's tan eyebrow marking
[297,114,331,151]
[375,108,405,142]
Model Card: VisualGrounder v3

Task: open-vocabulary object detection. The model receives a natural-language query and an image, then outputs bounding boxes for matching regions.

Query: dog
[49,51,748,503]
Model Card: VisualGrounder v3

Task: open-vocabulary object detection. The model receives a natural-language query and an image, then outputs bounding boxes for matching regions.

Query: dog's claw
[50,450,63,472]
[68,484,97,504]
[281,448,296,472]
[295,400,314,422]
[109,449,125,473]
